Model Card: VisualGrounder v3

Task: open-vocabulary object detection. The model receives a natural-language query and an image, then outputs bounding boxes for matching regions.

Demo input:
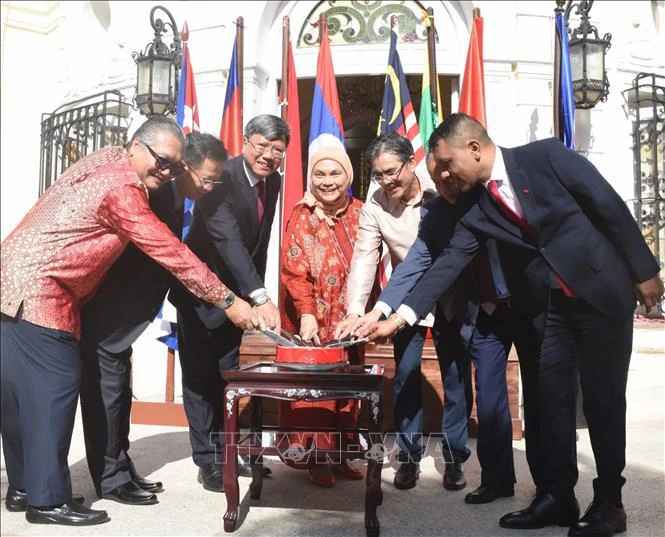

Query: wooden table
[221,362,385,537]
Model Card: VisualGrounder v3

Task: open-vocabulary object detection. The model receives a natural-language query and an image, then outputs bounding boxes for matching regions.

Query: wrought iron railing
[39,90,132,195]
[623,72,665,313]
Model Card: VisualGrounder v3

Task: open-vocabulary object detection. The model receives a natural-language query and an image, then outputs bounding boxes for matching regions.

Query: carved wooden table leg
[223,387,240,532]
[249,397,263,500]
[364,392,383,537]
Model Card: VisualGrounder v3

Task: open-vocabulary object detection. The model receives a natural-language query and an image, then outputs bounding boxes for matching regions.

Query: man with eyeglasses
[335,133,471,492]
[169,114,290,493]
[1,118,259,526]
[77,132,227,507]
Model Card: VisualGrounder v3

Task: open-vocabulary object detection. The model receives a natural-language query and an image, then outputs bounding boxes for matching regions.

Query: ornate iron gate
[623,73,665,313]
[39,90,132,195]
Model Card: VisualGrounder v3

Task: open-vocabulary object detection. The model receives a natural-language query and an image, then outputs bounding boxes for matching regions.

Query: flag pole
[236,17,244,131]
[278,15,290,298]
[426,8,438,122]
[553,1,564,140]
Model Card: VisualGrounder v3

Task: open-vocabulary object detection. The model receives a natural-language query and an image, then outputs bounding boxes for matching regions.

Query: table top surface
[222,362,385,386]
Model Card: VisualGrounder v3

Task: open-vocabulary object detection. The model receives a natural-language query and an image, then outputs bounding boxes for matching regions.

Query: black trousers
[0,313,80,507]
[539,291,633,503]
[79,338,134,496]
[176,307,243,467]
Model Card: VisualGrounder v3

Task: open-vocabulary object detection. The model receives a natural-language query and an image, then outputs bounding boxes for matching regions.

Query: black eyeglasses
[370,160,407,184]
[144,143,184,175]
[185,162,223,188]
[245,138,286,159]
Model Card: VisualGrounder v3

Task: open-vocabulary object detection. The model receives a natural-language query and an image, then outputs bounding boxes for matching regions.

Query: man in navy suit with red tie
[362,114,663,537]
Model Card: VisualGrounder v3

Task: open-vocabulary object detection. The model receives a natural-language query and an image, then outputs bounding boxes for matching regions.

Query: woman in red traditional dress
[279,146,366,487]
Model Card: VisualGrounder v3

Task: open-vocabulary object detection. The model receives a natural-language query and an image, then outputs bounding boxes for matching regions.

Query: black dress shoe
[5,487,84,512]
[465,484,515,504]
[198,462,224,492]
[238,454,272,477]
[25,501,109,526]
[568,500,627,536]
[132,475,163,494]
[102,481,158,505]
[500,492,580,529]
[394,462,419,490]
[128,464,164,493]
[443,462,467,491]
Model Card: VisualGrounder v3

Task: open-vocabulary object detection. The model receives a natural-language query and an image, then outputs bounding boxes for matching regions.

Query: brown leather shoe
[307,465,335,488]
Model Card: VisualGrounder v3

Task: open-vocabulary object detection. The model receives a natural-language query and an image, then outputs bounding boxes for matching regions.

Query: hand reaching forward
[334,314,359,339]
[360,314,407,343]
[299,313,321,345]
[223,298,260,330]
[349,309,383,337]
[255,301,281,332]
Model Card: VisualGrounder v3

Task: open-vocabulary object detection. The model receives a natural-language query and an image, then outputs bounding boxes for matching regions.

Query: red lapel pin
[522,188,529,194]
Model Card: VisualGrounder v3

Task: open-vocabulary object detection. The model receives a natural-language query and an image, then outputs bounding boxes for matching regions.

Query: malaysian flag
[373,29,426,287]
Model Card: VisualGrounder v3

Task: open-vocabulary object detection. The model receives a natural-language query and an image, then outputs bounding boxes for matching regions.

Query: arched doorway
[268,0,471,199]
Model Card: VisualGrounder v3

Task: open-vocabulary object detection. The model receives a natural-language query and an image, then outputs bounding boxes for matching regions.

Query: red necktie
[487,180,577,298]
[255,180,265,225]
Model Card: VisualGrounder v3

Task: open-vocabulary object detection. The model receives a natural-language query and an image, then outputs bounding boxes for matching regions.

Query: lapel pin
[522,188,529,194]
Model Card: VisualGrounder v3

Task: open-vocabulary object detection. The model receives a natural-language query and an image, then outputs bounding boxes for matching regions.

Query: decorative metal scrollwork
[299,0,432,47]
[39,91,131,196]
[623,73,664,313]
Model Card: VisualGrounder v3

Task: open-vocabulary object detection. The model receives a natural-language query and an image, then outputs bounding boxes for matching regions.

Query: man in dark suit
[353,151,543,503]
[168,114,290,492]
[363,113,663,536]
[78,133,227,505]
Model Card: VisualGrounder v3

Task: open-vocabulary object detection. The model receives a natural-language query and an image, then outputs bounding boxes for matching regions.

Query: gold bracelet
[389,314,407,333]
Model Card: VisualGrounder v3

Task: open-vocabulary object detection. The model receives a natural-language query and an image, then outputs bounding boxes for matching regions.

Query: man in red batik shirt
[0,117,258,527]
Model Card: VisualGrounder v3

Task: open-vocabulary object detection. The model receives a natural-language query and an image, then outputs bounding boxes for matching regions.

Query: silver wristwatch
[252,293,270,306]
[219,292,236,310]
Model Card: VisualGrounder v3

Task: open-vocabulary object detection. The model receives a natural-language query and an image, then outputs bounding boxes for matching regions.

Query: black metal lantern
[132,6,181,117]
[563,0,612,109]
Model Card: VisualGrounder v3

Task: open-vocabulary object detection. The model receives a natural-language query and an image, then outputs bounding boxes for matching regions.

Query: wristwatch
[219,292,236,310]
[252,293,270,307]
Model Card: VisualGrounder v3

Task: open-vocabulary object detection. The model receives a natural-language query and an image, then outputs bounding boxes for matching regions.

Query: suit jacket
[380,196,505,346]
[79,181,183,352]
[169,155,281,329]
[403,138,659,321]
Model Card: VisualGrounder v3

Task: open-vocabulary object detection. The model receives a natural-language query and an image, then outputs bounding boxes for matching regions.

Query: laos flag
[307,19,344,187]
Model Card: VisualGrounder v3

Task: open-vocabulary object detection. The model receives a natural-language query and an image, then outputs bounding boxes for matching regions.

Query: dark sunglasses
[144,143,184,174]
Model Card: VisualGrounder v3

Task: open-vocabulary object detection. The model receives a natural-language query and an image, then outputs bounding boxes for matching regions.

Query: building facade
[1,0,663,398]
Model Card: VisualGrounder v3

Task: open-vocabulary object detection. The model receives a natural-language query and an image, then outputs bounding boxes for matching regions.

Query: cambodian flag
[220,36,242,157]
[307,19,345,188]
